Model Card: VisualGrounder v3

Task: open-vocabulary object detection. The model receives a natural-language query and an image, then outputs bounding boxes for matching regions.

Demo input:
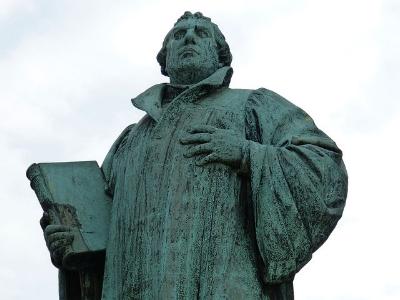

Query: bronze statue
[35,11,347,299]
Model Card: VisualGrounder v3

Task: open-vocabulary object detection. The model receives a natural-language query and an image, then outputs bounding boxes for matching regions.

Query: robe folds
[98,67,347,299]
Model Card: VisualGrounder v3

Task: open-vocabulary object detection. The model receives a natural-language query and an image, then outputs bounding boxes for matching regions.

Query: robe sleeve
[245,88,347,283]
[101,124,136,196]
[57,124,136,300]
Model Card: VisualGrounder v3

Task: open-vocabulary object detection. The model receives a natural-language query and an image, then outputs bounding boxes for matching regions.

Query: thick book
[26,161,112,270]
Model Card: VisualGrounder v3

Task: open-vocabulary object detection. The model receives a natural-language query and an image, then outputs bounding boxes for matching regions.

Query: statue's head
[157,12,232,85]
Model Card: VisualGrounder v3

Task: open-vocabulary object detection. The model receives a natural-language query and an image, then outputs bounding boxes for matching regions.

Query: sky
[0,0,399,299]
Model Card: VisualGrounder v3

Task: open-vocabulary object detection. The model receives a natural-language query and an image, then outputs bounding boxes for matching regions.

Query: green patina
[32,11,347,300]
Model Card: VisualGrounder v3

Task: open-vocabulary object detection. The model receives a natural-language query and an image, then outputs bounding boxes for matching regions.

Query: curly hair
[156,12,233,76]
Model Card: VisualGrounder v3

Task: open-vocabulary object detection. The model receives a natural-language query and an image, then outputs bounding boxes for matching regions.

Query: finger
[49,237,73,252]
[180,133,211,145]
[47,231,74,245]
[45,226,71,246]
[187,125,217,134]
[44,225,71,236]
[40,212,50,230]
[184,143,213,157]
[196,153,219,166]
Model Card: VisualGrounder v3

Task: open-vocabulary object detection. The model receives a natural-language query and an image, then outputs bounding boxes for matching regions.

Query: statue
[36,11,347,299]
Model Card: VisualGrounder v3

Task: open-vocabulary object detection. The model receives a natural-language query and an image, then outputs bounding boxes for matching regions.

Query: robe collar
[131,66,233,121]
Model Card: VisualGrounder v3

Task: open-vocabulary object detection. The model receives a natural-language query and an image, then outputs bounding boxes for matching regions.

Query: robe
[98,67,347,299]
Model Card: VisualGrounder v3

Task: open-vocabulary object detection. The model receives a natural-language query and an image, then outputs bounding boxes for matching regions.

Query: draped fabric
[245,89,347,283]
[98,67,347,299]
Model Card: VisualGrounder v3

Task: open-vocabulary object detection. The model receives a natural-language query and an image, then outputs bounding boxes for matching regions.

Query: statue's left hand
[180,125,248,172]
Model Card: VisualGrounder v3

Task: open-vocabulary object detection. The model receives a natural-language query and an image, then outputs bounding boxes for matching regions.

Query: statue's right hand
[41,213,75,269]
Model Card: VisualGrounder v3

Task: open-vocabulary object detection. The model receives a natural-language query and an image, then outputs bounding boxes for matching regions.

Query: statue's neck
[169,72,210,85]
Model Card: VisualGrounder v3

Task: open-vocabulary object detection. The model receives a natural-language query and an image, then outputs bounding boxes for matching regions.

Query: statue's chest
[146,89,249,142]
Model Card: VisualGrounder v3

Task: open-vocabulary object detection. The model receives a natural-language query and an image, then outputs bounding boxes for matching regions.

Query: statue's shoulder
[101,123,136,177]
[218,87,290,109]
[115,123,136,143]
[211,87,253,108]
[222,87,288,103]
[223,87,254,98]
[245,87,302,113]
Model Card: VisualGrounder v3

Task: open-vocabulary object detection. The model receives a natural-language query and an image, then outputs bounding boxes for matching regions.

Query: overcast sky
[1,0,399,299]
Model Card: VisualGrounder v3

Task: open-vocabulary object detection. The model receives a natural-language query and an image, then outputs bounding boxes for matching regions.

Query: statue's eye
[196,28,210,38]
[173,30,186,40]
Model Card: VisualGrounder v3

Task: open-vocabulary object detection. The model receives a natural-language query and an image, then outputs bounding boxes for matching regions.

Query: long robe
[99,67,347,299]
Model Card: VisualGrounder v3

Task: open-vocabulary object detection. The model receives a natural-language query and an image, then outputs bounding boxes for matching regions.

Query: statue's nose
[184,29,196,45]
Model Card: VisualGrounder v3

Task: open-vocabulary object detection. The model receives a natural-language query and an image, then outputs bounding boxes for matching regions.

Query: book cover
[27,161,112,269]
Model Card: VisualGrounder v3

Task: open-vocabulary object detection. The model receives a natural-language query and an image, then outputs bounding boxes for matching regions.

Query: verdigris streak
[33,11,347,300]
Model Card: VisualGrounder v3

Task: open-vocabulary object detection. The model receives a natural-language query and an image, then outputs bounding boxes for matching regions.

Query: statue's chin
[168,62,217,85]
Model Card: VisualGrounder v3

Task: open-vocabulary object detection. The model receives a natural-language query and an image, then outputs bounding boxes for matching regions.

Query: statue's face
[165,18,220,85]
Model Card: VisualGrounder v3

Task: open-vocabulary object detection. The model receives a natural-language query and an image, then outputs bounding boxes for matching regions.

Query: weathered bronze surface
[31,11,347,300]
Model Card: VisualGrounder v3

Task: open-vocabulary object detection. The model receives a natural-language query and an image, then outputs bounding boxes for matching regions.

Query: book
[26,161,112,270]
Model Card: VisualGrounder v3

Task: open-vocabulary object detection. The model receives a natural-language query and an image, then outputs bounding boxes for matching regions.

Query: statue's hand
[40,213,75,269]
[180,125,249,172]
